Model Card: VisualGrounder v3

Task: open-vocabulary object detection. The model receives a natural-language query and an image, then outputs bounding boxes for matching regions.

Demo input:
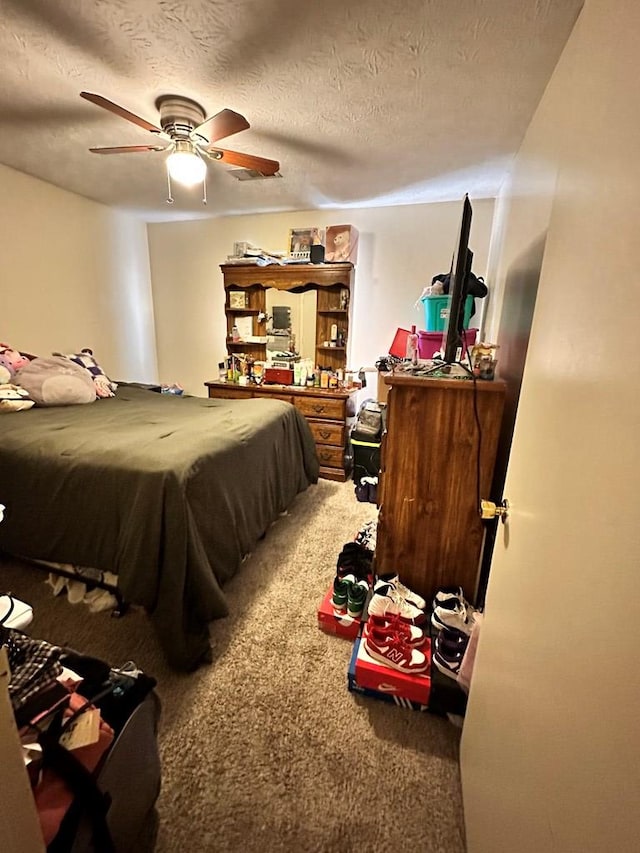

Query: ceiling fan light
[166,144,207,186]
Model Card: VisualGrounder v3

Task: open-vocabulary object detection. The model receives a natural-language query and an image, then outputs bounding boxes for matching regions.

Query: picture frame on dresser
[228,290,248,309]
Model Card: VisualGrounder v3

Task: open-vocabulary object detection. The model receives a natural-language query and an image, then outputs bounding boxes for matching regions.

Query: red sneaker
[365,615,428,648]
[363,627,430,675]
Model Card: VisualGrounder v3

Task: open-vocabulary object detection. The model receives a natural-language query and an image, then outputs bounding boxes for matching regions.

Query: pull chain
[166,169,174,204]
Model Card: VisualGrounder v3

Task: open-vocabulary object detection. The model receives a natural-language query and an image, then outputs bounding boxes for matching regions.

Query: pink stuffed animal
[0,343,31,380]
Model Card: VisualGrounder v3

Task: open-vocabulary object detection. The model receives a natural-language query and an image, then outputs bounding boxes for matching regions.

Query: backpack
[351,400,385,442]
[431,271,488,299]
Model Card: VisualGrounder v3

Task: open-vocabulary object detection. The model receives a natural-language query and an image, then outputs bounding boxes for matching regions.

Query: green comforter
[0,385,319,669]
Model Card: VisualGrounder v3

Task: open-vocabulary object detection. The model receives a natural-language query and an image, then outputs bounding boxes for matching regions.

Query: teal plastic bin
[421,294,474,332]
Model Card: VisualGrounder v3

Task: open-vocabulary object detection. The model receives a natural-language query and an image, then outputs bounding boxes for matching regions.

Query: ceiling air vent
[228,168,282,181]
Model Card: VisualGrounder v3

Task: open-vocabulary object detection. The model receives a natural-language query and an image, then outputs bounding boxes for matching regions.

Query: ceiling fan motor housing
[156,96,206,140]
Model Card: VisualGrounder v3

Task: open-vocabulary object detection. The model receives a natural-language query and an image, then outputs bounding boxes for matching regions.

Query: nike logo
[377,683,399,693]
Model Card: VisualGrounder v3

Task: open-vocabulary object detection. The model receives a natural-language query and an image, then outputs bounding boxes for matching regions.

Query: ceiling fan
[80,91,280,203]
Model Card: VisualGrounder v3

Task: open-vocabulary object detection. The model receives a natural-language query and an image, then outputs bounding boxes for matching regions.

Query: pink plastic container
[418,329,478,360]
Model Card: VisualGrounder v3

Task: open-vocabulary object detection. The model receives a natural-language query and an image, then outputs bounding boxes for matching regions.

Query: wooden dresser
[375,372,506,604]
[204,381,357,481]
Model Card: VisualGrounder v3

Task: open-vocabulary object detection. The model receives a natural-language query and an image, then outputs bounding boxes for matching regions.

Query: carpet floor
[0,479,466,852]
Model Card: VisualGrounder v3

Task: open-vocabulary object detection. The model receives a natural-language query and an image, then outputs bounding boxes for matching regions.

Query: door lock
[480,498,509,523]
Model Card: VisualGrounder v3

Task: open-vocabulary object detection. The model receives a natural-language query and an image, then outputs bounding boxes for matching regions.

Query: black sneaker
[336,542,373,582]
[438,625,469,651]
[432,627,469,680]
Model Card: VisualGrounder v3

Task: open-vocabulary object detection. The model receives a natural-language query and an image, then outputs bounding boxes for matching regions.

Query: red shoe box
[317,587,362,640]
[350,635,432,706]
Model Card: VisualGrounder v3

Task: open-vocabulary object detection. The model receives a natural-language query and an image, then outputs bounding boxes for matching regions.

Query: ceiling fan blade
[80,92,163,134]
[195,109,250,142]
[209,148,280,175]
[89,145,167,154]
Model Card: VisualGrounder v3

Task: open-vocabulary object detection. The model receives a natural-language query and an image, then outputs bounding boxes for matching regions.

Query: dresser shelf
[221,262,354,374]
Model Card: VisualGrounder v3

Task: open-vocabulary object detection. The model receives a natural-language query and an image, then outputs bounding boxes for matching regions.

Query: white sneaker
[433,586,465,608]
[431,600,476,636]
[378,574,427,610]
[367,582,427,625]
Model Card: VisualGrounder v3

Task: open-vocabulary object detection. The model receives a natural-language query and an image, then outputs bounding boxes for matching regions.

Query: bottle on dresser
[406,325,419,366]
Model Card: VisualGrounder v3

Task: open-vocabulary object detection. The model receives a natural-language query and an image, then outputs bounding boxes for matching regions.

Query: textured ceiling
[0,0,582,221]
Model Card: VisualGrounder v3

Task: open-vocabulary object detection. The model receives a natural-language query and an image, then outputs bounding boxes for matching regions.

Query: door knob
[480,498,509,523]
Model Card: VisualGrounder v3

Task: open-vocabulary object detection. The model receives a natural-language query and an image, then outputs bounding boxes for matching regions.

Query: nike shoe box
[317,587,362,640]
[348,636,431,707]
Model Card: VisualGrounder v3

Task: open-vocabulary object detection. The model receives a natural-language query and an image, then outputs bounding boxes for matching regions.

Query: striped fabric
[55,348,117,398]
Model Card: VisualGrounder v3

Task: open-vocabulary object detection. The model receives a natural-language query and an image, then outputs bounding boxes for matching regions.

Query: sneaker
[339,541,373,563]
[355,520,377,550]
[364,627,429,675]
[367,582,426,625]
[437,625,469,653]
[347,580,369,618]
[433,586,465,608]
[336,542,373,583]
[377,574,427,610]
[332,573,355,612]
[365,614,428,648]
[433,632,467,680]
[431,600,475,636]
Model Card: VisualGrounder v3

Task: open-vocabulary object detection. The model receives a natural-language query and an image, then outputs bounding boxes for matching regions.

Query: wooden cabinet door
[375,377,505,602]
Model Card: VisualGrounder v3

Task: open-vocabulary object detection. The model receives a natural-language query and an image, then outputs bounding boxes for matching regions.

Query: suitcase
[42,669,162,853]
[67,691,161,852]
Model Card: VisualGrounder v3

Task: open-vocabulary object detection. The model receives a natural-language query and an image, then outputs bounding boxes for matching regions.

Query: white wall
[147,200,495,395]
[461,0,640,849]
[0,164,158,383]
[482,74,565,343]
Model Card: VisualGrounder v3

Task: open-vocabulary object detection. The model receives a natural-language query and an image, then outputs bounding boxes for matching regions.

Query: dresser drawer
[308,419,345,447]
[208,387,252,400]
[295,396,345,421]
[265,393,295,404]
[315,443,344,469]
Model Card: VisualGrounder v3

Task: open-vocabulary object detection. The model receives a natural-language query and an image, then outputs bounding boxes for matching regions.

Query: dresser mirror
[222,262,353,375]
[265,287,317,361]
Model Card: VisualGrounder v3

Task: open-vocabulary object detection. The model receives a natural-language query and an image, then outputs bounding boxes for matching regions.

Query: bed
[0,384,319,670]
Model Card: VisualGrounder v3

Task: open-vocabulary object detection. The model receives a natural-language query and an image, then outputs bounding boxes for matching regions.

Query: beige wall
[462,0,640,849]
[147,200,495,395]
[0,164,158,383]
[0,169,495,396]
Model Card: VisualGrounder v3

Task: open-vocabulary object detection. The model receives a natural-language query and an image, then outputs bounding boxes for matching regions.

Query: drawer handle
[312,404,326,413]
[319,449,333,461]
[319,429,331,439]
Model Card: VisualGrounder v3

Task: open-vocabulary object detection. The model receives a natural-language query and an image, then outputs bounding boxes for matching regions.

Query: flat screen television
[442,194,473,364]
